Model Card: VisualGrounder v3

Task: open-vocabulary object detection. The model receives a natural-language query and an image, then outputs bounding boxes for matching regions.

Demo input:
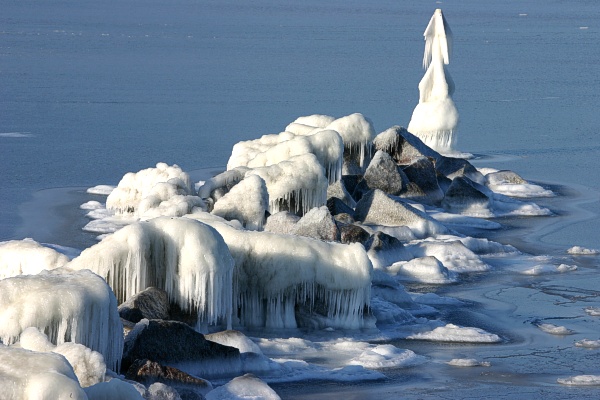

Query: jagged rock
[121,320,241,376]
[366,231,403,252]
[264,211,300,235]
[363,150,407,195]
[126,359,212,398]
[354,189,448,238]
[293,206,339,242]
[373,126,442,166]
[435,157,486,185]
[326,197,355,218]
[351,179,371,202]
[119,287,171,324]
[339,224,371,246]
[334,213,355,224]
[326,180,356,209]
[442,176,490,213]
[401,157,444,205]
[486,170,527,186]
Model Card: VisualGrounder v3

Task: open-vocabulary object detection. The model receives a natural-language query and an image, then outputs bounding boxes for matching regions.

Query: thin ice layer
[189,213,373,330]
[68,217,235,329]
[0,268,123,371]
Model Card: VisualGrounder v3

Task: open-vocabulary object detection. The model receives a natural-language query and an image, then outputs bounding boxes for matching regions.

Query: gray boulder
[435,157,486,185]
[122,319,241,377]
[373,126,442,166]
[401,157,444,205]
[354,189,448,238]
[119,287,171,324]
[293,206,339,242]
[338,223,371,246]
[326,197,355,218]
[442,176,490,213]
[486,170,527,186]
[326,180,357,208]
[363,150,407,195]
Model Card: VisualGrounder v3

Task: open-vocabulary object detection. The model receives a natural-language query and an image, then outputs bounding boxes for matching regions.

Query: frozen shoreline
[10,158,600,399]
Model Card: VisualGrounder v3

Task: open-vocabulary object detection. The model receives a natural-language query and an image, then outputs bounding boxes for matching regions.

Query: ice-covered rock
[136,179,205,219]
[68,217,235,329]
[197,168,248,206]
[407,9,459,154]
[338,223,371,246]
[407,323,501,343]
[363,150,407,195]
[0,268,123,371]
[107,163,192,215]
[389,256,457,284]
[436,157,486,185]
[245,153,328,216]
[408,239,490,273]
[188,213,373,330]
[84,378,144,399]
[354,189,448,238]
[325,113,376,171]
[263,211,300,235]
[118,287,171,324]
[0,346,87,399]
[373,125,441,166]
[125,358,213,397]
[205,330,263,355]
[205,373,281,400]
[122,319,241,377]
[290,114,336,129]
[212,175,269,230]
[0,238,70,279]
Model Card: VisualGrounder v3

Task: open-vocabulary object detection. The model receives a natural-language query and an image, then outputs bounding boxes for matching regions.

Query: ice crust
[0,268,123,371]
[212,175,269,230]
[407,323,501,343]
[68,217,235,329]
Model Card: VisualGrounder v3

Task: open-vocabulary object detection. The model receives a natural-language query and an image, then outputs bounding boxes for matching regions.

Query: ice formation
[212,175,269,230]
[407,9,459,154]
[567,245,600,255]
[535,323,574,335]
[388,256,458,284]
[347,344,423,369]
[188,213,373,329]
[557,375,600,386]
[0,346,87,399]
[68,217,235,329]
[84,378,145,399]
[407,323,501,343]
[446,358,490,367]
[19,327,107,388]
[0,238,69,279]
[324,113,376,169]
[245,154,328,216]
[106,163,193,215]
[205,374,281,400]
[0,268,123,371]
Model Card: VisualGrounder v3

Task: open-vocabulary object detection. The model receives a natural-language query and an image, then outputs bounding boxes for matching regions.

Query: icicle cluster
[188,214,373,330]
[246,154,328,216]
[407,9,459,154]
[67,217,235,329]
[0,268,123,371]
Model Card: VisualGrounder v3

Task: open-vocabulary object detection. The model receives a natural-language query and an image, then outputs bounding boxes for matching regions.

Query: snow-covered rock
[0,238,69,279]
[212,175,269,230]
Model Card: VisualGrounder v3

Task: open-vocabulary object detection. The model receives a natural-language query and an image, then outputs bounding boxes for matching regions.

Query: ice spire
[408,9,459,155]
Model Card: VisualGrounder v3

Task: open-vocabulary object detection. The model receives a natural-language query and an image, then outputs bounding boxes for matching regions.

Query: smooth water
[1,0,600,397]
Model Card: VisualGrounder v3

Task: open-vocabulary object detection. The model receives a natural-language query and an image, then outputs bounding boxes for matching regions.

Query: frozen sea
[1,0,600,398]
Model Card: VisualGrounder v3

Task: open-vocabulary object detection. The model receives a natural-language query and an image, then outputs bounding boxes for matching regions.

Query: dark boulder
[118,287,170,324]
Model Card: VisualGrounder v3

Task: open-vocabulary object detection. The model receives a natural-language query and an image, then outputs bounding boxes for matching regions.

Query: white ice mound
[212,175,269,230]
[557,375,600,386]
[245,153,328,216]
[0,268,123,371]
[106,162,193,215]
[0,346,87,399]
[136,179,204,219]
[189,213,373,329]
[408,9,459,154]
[446,358,490,367]
[347,344,424,369]
[483,169,554,198]
[324,113,376,168]
[0,238,70,279]
[68,217,235,329]
[205,373,281,400]
[389,256,458,284]
[567,245,600,255]
[407,323,501,343]
[19,327,106,388]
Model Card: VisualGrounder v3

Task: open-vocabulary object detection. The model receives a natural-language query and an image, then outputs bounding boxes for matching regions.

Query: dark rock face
[121,320,241,376]
[340,175,362,197]
[339,223,371,246]
[125,359,212,398]
[366,231,404,252]
[118,287,171,324]
[442,176,490,213]
[363,150,406,195]
[401,157,444,205]
[326,180,357,208]
[326,197,355,218]
[373,126,442,166]
[435,157,486,185]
